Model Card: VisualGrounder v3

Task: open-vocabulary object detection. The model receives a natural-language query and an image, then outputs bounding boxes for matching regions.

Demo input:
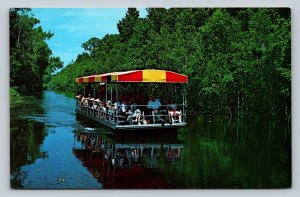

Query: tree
[10,8,54,94]
[43,56,64,87]
[117,8,140,42]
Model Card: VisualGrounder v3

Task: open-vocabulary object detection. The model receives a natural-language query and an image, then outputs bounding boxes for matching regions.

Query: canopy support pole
[116,85,118,104]
[98,84,100,100]
[110,85,112,102]
[182,84,187,123]
[116,85,118,125]
[183,94,185,123]
[93,84,95,98]
[105,82,108,102]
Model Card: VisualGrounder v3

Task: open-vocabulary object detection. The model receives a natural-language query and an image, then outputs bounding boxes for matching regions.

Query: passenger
[93,98,100,116]
[167,99,182,123]
[125,110,133,120]
[100,101,106,114]
[153,97,161,111]
[112,102,118,111]
[94,98,100,105]
[106,100,114,121]
[81,96,88,108]
[106,100,111,108]
[133,109,142,125]
[106,100,113,114]
[159,99,168,115]
[80,96,85,104]
[87,94,94,110]
[147,96,161,111]
[126,108,142,125]
[119,100,127,116]
[129,97,137,112]
[147,96,162,123]
[89,98,97,115]
[75,95,81,108]
[147,96,155,112]
[109,103,117,122]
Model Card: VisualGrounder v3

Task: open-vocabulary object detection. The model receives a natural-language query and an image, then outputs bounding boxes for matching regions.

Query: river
[10,91,291,189]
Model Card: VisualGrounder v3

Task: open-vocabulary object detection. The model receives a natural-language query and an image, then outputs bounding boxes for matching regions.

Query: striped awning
[75,70,188,83]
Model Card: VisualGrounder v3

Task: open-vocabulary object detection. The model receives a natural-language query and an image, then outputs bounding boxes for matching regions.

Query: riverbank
[10,88,23,110]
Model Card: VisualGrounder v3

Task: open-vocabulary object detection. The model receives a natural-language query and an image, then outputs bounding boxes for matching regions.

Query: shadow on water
[10,91,291,189]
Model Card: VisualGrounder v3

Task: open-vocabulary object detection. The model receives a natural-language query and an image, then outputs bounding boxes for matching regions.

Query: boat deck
[76,109,186,131]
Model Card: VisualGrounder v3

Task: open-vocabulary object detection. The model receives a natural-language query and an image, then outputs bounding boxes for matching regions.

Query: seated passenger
[100,101,106,114]
[153,97,161,110]
[112,102,118,111]
[147,96,155,112]
[134,109,142,124]
[159,99,168,115]
[147,96,162,123]
[129,97,137,112]
[94,98,100,109]
[126,109,142,125]
[147,96,161,111]
[90,98,97,110]
[81,96,88,108]
[106,100,111,107]
[167,99,182,123]
[119,103,127,115]
[105,100,115,121]
[109,103,117,120]
[106,100,113,113]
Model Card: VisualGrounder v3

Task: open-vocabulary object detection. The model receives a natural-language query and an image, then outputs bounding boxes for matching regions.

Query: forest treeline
[11,8,291,119]
[10,8,63,96]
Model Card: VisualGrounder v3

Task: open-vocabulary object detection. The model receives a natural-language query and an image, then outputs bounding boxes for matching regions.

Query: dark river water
[10,91,291,189]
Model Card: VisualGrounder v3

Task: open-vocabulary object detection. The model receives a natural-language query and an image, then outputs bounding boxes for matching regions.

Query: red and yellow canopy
[75,70,188,83]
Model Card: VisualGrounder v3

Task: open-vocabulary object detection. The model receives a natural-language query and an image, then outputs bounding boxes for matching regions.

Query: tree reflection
[171,115,291,188]
[10,99,48,188]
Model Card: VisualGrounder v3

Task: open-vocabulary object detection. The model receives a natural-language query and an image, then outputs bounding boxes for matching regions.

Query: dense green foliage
[46,8,291,119]
[10,8,63,95]
[10,88,23,110]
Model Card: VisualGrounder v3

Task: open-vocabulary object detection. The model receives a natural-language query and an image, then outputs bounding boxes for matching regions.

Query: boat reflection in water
[72,129,184,189]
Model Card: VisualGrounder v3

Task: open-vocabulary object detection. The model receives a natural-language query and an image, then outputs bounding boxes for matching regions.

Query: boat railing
[75,97,187,126]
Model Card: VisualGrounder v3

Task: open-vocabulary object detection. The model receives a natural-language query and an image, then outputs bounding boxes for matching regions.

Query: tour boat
[75,69,188,131]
